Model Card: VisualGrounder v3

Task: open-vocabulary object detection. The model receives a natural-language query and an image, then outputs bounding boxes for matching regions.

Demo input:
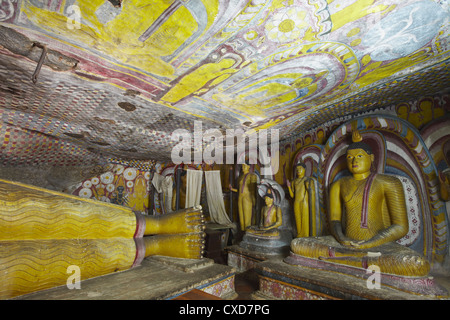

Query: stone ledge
[150,255,215,273]
[253,258,449,300]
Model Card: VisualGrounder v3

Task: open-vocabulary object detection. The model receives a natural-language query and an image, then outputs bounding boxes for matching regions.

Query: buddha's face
[265,196,273,206]
[346,148,374,175]
[296,165,305,177]
[242,163,250,173]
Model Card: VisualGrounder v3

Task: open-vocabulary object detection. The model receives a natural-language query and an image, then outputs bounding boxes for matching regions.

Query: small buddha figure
[246,191,282,237]
[172,165,187,211]
[230,162,257,231]
[287,163,316,237]
[288,130,430,277]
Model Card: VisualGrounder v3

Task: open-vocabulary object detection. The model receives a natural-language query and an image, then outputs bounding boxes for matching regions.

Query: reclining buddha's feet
[143,232,206,259]
[144,206,205,235]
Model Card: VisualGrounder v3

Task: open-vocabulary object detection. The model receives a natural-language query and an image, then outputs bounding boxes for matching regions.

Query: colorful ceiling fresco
[0,0,449,165]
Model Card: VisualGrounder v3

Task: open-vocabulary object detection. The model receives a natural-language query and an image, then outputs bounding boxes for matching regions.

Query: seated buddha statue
[287,130,430,277]
[246,191,282,237]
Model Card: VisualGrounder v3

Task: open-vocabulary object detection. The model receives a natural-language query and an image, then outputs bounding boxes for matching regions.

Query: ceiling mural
[0,0,449,166]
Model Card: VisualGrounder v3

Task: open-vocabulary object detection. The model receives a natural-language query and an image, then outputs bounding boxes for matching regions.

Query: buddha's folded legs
[290,236,430,277]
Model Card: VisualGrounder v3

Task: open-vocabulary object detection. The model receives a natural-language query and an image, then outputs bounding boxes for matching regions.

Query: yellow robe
[0,179,145,299]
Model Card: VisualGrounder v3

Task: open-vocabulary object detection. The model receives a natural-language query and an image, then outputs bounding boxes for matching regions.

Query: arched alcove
[318,115,448,265]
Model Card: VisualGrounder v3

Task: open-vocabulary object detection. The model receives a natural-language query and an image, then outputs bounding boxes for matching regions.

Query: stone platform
[226,244,289,273]
[252,258,449,300]
[239,230,292,256]
[284,251,448,297]
[13,256,237,300]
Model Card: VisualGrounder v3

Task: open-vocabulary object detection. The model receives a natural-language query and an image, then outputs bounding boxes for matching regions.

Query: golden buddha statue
[0,178,205,299]
[240,183,292,255]
[230,163,257,231]
[287,130,431,277]
[246,191,282,237]
[287,163,316,237]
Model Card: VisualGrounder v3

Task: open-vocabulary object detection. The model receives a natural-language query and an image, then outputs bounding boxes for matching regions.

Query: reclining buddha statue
[285,130,431,279]
[0,178,205,299]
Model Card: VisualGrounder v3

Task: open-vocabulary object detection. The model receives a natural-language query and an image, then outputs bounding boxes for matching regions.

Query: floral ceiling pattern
[0,0,449,166]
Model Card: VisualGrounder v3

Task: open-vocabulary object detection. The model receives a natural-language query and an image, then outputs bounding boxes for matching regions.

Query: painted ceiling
[0,0,449,167]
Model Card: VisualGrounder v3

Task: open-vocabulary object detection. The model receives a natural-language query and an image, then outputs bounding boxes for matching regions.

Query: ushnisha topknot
[294,162,306,169]
[347,129,373,155]
[265,188,274,198]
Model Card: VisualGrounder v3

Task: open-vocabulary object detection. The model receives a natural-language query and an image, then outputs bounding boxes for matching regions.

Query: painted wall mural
[277,93,450,185]
[72,160,155,213]
[396,95,449,130]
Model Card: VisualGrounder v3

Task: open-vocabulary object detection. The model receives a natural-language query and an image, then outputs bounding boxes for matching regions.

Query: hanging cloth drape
[151,173,173,214]
[204,170,236,230]
[185,169,203,208]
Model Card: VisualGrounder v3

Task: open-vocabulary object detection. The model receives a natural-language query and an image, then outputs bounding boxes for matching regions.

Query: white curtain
[204,170,236,230]
[151,173,173,214]
[185,169,203,208]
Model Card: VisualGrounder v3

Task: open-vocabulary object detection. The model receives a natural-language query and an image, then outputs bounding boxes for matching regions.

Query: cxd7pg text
[224,304,269,315]
[179,303,270,317]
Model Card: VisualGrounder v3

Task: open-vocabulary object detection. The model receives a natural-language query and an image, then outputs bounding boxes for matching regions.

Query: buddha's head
[346,142,374,175]
[295,163,306,178]
[264,194,274,206]
[242,162,250,173]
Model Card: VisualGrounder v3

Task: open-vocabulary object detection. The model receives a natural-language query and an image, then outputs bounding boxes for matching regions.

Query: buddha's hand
[349,240,365,248]
[349,239,382,250]
[340,239,370,249]
[335,236,355,247]
[305,179,312,189]
[339,239,354,247]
